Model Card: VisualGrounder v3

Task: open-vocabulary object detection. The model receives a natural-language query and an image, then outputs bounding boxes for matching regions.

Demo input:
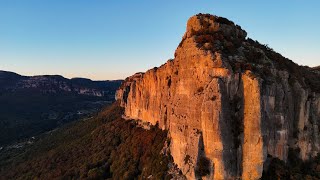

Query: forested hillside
[0,103,175,180]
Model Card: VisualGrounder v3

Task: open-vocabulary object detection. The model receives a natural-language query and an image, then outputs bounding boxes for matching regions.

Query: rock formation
[116,14,320,180]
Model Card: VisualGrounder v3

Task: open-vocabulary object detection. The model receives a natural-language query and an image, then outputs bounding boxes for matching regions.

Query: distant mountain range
[0,70,122,146]
[0,70,122,97]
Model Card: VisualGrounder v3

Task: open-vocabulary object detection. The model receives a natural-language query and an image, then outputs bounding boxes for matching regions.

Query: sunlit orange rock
[116,14,320,179]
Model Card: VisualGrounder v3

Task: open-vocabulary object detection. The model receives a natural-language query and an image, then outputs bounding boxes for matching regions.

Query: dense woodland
[0,103,173,180]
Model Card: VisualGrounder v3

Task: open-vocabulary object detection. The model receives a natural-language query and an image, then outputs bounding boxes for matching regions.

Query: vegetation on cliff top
[182,14,320,93]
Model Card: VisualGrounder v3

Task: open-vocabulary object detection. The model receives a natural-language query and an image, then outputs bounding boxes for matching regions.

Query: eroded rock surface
[116,14,320,180]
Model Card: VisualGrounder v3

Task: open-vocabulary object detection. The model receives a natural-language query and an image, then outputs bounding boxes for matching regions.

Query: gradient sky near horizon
[0,1,319,80]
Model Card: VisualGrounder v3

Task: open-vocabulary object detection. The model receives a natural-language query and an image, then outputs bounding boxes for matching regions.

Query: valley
[0,71,122,146]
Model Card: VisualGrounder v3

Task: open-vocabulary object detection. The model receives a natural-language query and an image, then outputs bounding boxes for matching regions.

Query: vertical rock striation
[116,14,320,179]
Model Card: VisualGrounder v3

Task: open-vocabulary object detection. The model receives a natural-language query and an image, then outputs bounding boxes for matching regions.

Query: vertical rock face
[242,74,264,180]
[116,14,320,179]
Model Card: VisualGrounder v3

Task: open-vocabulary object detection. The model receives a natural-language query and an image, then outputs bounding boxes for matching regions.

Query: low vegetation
[246,38,320,93]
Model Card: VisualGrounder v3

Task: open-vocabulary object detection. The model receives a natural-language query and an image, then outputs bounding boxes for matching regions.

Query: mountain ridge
[0,70,123,96]
[0,70,122,81]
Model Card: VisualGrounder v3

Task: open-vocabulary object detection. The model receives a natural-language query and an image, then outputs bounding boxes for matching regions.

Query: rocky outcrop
[116,14,320,180]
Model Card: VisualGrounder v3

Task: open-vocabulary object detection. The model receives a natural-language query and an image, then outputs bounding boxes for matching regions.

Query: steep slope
[0,71,122,146]
[116,14,320,179]
[0,103,174,179]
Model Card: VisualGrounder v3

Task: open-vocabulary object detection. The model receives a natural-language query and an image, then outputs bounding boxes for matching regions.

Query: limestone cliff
[116,14,320,180]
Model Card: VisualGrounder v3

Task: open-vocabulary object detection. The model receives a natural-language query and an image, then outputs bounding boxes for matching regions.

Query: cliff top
[122,14,320,93]
[183,14,320,93]
[185,13,247,40]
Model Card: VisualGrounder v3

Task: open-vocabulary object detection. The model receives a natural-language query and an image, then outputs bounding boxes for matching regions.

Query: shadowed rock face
[116,14,320,180]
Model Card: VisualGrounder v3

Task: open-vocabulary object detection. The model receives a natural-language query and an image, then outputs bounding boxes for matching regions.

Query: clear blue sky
[0,0,319,80]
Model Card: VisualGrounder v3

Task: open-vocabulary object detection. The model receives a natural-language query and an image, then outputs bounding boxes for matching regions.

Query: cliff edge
[116,14,320,180]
